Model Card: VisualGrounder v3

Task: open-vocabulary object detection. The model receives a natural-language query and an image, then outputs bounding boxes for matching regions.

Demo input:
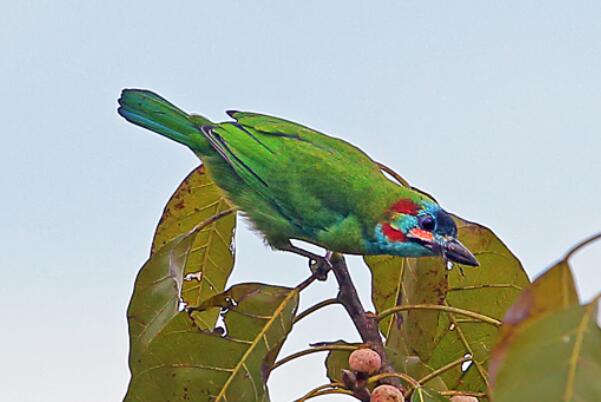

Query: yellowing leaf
[125,224,298,402]
[152,165,236,330]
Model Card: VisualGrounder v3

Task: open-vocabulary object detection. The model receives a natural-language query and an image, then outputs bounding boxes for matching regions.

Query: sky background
[2,1,601,401]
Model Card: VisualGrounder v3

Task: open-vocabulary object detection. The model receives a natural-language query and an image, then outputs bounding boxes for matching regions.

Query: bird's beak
[442,238,479,266]
[407,229,479,267]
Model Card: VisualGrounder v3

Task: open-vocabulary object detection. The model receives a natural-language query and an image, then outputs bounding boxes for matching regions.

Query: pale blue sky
[2,1,601,401]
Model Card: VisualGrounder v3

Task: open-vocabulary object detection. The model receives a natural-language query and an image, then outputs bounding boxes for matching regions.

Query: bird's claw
[310,256,332,281]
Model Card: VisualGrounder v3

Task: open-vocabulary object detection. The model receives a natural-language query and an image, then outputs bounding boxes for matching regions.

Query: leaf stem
[294,382,346,402]
[446,306,491,389]
[440,390,488,398]
[376,162,410,186]
[417,355,472,386]
[294,298,340,323]
[297,388,355,400]
[367,372,420,389]
[272,344,357,371]
[296,274,319,291]
[189,208,236,232]
[563,231,601,261]
[447,283,523,292]
[376,304,501,327]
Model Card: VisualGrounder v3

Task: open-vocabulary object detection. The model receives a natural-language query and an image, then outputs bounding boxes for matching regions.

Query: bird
[117,89,478,276]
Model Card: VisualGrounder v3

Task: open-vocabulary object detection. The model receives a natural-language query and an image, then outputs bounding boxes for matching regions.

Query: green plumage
[118,89,432,254]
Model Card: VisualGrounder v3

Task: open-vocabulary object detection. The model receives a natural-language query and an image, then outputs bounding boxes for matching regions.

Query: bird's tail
[117,89,211,153]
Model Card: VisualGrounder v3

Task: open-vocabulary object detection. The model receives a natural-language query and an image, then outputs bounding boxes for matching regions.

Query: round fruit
[450,396,479,402]
[348,348,382,375]
[370,384,404,402]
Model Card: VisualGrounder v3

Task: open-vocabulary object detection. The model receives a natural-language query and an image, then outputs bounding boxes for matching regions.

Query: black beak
[444,238,479,266]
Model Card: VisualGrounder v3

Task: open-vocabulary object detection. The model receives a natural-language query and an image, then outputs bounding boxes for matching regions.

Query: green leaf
[411,387,450,402]
[366,255,447,357]
[324,342,360,383]
[152,165,236,330]
[425,218,529,393]
[366,217,529,393]
[491,300,601,402]
[489,260,579,384]
[125,227,298,402]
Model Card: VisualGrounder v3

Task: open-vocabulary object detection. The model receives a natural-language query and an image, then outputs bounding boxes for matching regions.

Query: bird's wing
[200,112,398,235]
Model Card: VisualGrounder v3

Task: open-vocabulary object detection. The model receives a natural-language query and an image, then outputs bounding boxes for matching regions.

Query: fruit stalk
[329,253,404,399]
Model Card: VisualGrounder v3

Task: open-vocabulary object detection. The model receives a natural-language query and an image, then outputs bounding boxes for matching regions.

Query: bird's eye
[419,215,436,231]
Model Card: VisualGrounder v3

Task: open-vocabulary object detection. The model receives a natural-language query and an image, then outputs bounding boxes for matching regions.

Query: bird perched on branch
[118,89,478,276]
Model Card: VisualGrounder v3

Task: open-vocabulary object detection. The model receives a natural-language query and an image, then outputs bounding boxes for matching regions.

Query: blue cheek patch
[368,223,433,257]
[393,215,418,233]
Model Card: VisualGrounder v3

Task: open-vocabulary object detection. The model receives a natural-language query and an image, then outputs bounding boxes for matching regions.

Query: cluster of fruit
[346,348,478,402]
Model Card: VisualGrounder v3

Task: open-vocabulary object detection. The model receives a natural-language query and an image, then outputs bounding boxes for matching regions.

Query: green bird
[117,89,478,272]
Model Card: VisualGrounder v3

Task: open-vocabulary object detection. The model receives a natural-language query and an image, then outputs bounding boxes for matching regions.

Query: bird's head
[373,198,479,266]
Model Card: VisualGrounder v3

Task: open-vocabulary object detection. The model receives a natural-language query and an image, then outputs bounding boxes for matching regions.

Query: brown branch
[329,253,404,400]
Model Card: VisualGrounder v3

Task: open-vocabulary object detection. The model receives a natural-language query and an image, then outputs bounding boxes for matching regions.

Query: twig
[272,344,357,371]
[294,298,340,324]
[297,388,355,400]
[296,274,319,291]
[377,162,410,186]
[377,304,502,327]
[367,372,420,389]
[189,208,236,232]
[376,161,437,201]
[294,383,346,402]
[440,390,488,398]
[563,231,601,261]
[417,355,472,386]
[446,305,490,390]
[329,253,404,396]
[447,283,523,292]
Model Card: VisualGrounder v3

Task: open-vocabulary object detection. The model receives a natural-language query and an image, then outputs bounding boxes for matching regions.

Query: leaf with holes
[152,164,236,330]
[125,226,298,402]
[491,299,601,402]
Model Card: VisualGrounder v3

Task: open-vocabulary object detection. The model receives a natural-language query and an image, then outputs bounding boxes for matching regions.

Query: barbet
[118,89,478,273]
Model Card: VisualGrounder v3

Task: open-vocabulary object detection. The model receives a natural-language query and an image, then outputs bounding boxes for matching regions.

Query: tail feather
[117,89,211,152]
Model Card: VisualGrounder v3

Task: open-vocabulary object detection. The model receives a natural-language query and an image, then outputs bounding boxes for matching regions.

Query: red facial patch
[382,223,406,242]
[390,199,420,215]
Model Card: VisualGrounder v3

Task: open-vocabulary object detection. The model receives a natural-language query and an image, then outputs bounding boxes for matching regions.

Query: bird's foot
[309,255,333,281]
[281,243,333,281]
